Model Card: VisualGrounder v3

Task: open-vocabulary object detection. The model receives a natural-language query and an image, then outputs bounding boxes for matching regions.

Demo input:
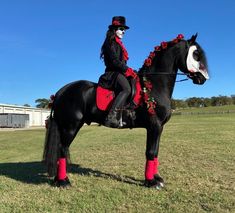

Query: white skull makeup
[115,28,125,39]
[186,45,209,79]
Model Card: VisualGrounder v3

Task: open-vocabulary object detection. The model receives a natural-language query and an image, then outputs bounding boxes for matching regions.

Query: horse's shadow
[0,162,48,185]
[0,161,143,186]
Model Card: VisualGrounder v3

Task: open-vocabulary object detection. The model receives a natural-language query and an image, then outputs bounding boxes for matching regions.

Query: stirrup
[119,110,124,127]
[116,109,127,128]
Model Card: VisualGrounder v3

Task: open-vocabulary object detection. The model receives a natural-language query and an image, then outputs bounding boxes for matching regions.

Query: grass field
[0,112,235,212]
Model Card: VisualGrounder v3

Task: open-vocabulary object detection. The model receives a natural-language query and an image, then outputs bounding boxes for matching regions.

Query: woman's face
[115,27,125,39]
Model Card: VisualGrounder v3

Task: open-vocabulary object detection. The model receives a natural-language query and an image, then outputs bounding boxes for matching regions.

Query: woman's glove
[125,68,137,79]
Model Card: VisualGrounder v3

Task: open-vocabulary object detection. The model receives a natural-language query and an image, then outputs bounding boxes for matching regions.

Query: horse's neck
[150,55,178,99]
[150,72,177,99]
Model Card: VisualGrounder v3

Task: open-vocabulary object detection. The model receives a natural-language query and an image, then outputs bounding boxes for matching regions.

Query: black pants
[111,73,131,110]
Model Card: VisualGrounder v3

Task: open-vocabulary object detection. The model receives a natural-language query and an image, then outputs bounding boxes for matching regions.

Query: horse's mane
[139,34,185,72]
[138,34,208,74]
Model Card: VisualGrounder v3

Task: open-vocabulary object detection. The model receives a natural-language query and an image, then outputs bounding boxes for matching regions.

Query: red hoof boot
[53,176,71,188]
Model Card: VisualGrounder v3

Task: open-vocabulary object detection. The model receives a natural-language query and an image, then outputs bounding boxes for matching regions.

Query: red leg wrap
[145,160,155,180]
[153,157,159,175]
[57,158,67,180]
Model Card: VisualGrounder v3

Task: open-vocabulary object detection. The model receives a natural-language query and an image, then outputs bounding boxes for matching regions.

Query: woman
[99,16,137,127]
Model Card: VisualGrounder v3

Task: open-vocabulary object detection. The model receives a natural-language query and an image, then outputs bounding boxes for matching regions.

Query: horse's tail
[43,110,60,177]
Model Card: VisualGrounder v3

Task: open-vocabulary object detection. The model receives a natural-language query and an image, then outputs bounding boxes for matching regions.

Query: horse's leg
[54,121,84,187]
[144,126,164,189]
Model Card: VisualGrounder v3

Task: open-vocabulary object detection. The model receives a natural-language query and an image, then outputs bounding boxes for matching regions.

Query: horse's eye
[193,50,200,61]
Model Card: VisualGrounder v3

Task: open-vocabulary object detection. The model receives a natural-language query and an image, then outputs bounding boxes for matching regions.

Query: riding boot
[105,109,120,127]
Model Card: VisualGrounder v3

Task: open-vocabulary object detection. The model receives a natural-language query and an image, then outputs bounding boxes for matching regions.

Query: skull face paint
[115,28,125,39]
[186,45,209,79]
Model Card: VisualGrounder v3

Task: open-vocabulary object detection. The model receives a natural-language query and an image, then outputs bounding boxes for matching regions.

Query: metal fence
[0,113,29,128]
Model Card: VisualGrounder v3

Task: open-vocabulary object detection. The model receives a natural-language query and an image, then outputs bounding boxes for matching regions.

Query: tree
[35,98,50,108]
[203,98,211,107]
[211,95,233,106]
[231,95,235,104]
[171,99,188,109]
[23,104,31,107]
[186,97,201,107]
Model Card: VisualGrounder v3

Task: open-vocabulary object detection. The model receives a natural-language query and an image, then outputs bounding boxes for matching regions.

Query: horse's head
[140,34,209,85]
[179,33,209,85]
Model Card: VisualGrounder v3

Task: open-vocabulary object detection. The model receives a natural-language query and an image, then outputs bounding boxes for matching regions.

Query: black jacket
[98,39,129,89]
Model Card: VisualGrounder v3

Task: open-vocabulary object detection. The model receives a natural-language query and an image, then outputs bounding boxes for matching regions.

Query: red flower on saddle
[148,106,156,115]
[144,58,152,67]
[161,42,168,49]
[143,93,149,101]
[177,34,184,40]
[147,99,157,115]
[142,76,157,116]
[144,81,153,90]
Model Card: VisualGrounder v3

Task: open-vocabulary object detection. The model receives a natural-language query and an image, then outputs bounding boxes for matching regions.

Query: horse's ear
[189,33,198,44]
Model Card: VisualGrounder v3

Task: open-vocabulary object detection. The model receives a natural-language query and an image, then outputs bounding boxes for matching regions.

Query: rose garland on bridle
[141,34,184,116]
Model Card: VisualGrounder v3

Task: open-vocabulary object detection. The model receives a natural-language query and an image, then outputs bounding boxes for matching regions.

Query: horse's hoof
[144,178,164,189]
[154,174,164,184]
[53,176,71,188]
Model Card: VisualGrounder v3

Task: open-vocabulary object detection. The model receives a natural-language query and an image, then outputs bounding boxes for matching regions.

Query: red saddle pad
[96,86,114,111]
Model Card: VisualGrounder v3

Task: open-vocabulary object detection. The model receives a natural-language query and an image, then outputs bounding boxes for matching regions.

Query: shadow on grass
[70,164,143,186]
[0,162,143,186]
[0,161,48,185]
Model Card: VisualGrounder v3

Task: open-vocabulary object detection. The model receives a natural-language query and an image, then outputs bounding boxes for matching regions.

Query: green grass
[0,113,235,212]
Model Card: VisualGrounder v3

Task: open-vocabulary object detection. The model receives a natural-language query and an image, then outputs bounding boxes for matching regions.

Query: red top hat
[108,16,130,30]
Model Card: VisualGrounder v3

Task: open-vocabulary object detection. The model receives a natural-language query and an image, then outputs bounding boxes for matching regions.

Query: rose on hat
[109,16,130,30]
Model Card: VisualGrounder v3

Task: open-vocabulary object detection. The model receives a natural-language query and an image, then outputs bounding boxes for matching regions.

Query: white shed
[0,103,50,127]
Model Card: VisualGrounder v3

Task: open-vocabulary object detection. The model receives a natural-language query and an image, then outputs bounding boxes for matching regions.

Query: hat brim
[109,25,130,30]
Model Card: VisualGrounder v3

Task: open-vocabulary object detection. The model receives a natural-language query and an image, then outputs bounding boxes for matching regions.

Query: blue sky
[0,0,234,106]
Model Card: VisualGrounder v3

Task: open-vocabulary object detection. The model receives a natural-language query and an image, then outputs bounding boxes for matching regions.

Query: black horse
[43,34,209,188]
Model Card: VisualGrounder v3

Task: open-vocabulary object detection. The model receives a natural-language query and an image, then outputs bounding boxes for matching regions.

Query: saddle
[96,77,142,112]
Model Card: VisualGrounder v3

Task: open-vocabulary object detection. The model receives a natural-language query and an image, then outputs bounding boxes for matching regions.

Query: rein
[137,72,189,83]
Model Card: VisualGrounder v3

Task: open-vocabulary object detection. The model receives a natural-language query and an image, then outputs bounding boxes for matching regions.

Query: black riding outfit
[98,38,131,111]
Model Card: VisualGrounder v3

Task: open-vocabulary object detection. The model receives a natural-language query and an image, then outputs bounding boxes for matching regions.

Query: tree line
[171,95,235,109]
[33,95,235,109]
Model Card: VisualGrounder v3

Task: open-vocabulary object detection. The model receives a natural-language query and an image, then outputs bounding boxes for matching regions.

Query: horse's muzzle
[189,72,206,85]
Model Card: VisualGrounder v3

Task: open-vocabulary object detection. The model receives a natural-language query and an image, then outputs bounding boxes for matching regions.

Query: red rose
[149,101,156,108]
[154,46,161,51]
[144,81,153,90]
[143,93,149,101]
[148,107,156,115]
[161,42,168,49]
[112,20,120,26]
[149,52,155,59]
[144,58,152,66]
[172,38,178,44]
[177,34,184,40]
